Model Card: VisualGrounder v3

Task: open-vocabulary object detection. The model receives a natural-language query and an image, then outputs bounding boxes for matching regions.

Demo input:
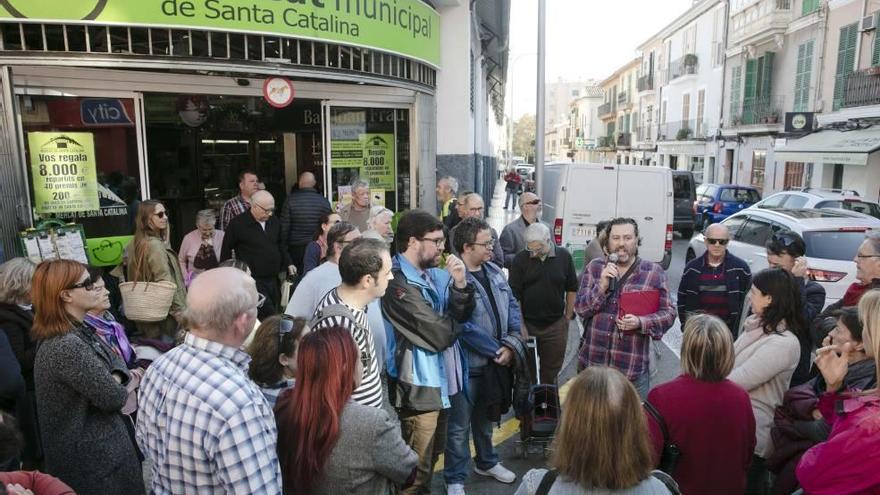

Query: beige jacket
[728,315,800,458]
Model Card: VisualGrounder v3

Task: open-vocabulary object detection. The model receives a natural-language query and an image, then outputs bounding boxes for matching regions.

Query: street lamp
[507,52,537,169]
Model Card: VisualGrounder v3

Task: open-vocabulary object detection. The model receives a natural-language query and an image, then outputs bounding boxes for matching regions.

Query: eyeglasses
[154,211,167,218]
[524,199,541,206]
[706,238,729,246]
[68,278,97,291]
[472,241,496,249]
[420,237,445,248]
[255,203,275,214]
[256,293,266,308]
[278,315,297,349]
[856,253,880,259]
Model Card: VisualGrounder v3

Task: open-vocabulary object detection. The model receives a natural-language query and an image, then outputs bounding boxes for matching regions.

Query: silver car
[686,208,880,307]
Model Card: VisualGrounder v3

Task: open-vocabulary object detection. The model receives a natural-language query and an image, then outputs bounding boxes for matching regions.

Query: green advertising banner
[0,0,440,66]
[330,139,363,168]
[28,132,100,214]
[361,133,395,190]
[87,235,134,267]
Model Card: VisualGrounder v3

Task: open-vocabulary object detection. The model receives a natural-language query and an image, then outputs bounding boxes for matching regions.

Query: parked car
[542,162,673,271]
[686,208,880,307]
[672,170,697,238]
[694,183,761,231]
[752,188,880,219]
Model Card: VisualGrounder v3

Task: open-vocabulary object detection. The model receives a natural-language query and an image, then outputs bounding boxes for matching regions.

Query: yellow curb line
[432,378,573,472]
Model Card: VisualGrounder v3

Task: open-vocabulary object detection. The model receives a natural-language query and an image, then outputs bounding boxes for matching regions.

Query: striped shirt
[312,289,384,408]
[575,258,676,380]
[136,333,282,495]
[696,262,731,321]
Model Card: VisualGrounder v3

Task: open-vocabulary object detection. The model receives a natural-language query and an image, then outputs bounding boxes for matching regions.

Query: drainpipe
[717,0,730,183]
[854,0,869,71]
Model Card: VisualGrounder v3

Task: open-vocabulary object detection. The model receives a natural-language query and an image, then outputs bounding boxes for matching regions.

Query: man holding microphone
[574,217,676,399]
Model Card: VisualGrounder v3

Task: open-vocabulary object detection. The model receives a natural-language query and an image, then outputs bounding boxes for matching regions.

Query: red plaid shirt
[575,257,676,380]
[220,195,250,231]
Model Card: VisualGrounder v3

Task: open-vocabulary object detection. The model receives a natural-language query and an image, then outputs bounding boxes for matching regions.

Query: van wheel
[686,249,696,263]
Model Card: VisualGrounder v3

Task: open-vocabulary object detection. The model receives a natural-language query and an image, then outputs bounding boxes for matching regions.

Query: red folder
[618,290,661,318]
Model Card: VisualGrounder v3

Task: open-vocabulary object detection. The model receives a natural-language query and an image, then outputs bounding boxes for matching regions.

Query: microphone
[607,253,619,292]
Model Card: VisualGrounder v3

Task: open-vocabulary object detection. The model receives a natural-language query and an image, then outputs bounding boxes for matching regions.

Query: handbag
[119,280,177,322]
[643,399,682,475]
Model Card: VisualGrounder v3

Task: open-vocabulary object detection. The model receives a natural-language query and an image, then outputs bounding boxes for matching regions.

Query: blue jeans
[504,189,518,209]
[632,370,651,400]
[444,372,499,484]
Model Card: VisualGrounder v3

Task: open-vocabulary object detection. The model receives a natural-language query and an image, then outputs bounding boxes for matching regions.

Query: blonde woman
[645,314,755,495]
[796,290,880,494]
[127,200,186,339]
[514,367,675,494]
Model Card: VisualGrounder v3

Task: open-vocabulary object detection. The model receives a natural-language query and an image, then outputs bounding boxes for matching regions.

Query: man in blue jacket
[382,210,475,495]
[444,217,521,494]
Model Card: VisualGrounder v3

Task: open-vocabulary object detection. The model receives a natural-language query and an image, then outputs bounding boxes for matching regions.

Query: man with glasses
[444,217,521,493]
[137,267,282,494]
[309,238,392,409]
[221,190,294,320]
[382,210,475,495]
[499,192,543,268]
[220,169,260,230]
[678,223,751,336]
[508,222,578,385]
[447,193,504,267]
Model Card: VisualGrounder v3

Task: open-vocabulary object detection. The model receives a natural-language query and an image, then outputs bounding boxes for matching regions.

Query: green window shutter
[802,0,819,15]
[743,59,757,124]
[757,51,774,99]
[794,40,814,112]
[730,65,742,123]
[873,32,880,67]
[834,23,858,110]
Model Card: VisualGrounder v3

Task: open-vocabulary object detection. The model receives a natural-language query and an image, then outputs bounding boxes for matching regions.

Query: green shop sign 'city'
[0,0,440,67]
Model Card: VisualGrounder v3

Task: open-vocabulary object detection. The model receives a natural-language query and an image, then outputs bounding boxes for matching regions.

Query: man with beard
[574,217,676,399]
[381,209,475,495]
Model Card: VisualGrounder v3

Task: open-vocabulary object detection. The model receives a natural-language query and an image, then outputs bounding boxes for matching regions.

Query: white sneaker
[447,483,466,495]
[474,463,516,484]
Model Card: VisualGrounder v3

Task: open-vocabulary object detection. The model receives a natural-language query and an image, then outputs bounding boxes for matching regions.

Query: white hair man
[137,267,282,494]
[499,192,542,268]
[436,176,459,224]
[362,206,394,245]
[508,222,578,384]
[340,179,371,232]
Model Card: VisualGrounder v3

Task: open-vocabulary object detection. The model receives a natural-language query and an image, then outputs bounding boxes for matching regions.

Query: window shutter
[730,65,743,121]
[873,32,880,67]
[743,59,757,124]
[834,23,858,110]
[794,40,814,112]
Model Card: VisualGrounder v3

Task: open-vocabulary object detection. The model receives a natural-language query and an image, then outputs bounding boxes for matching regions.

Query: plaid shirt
[220,195,250,231]
[136,333,282,495]
[575,257,676,380]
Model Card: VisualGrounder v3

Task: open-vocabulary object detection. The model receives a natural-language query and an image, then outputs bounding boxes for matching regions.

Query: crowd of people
[0,169,879,495]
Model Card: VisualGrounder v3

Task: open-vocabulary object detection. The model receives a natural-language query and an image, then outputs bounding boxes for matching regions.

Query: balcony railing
[658,120,709,141]
[637,75,654,92]
[730,0,793,45]
[617,91,630,105]
[730,95,784,126]
[669,54,699,81]
[599,135,616,148]
[617,133,632,147]
[598,101,615,117]
[840,69,880,109]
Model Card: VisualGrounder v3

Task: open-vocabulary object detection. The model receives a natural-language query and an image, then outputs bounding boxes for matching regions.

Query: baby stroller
[516,337,561,458]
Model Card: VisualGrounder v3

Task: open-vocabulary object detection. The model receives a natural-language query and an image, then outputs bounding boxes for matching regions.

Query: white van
[542,162,674,272]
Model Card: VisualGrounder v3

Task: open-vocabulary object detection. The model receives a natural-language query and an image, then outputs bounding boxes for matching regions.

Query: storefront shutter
[834,23,858,110]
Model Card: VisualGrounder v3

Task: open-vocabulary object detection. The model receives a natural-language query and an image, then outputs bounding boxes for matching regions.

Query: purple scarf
[84,312,135,365]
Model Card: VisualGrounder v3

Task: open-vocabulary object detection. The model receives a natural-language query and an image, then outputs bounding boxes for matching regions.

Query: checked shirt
[136,333,282,495]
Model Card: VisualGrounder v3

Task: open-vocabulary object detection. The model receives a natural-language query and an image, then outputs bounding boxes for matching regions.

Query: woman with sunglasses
[302,212,342,276]
[31,260,145,495]
[127,200,187,340]
[247,315,308,407]
[275,326,417,494]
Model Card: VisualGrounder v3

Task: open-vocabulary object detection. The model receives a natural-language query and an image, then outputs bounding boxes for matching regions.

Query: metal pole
[535,0,546,200]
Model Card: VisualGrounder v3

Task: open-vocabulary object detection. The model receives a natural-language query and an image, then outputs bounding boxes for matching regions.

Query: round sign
[792,113,807,130]
[263,77,295,108]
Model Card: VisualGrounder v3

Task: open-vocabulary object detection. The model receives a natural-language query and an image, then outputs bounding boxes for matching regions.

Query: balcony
[617,133,632,148]
[658,120,709,141]
[839,69,880,109]
[669,54,698,81]
[617,91,630,105]
[599,135,616,149]
[598,101,616,118]
[730,95,784,126]
[637,75,654,92]
[730,0,793,46]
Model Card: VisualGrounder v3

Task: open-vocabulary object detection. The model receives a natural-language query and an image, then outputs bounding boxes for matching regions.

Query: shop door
[323,103,411,213]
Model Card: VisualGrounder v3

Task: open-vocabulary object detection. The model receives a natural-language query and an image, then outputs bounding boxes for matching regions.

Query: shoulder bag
[643,399,682,475]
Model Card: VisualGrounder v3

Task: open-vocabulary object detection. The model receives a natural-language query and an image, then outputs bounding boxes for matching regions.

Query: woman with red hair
[275,326,416,494]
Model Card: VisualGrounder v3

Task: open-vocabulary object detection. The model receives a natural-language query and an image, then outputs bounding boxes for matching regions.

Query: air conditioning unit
[861,11,879,31]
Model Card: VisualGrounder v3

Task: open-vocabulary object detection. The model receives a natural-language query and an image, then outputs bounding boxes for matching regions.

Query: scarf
[84,312,135,365]
[842,281,875,307]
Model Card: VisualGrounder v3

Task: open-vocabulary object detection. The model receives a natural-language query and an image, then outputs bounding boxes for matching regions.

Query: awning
[775,127,880,166]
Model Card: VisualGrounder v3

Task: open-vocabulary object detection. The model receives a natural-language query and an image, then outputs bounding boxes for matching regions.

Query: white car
[686,208,880,307]
[752,189,880,219]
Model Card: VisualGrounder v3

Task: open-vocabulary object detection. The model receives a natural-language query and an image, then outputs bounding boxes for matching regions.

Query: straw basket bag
[119,280,177,322]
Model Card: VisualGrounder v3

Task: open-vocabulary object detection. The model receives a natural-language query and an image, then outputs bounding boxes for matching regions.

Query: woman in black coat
[31,259,144,495]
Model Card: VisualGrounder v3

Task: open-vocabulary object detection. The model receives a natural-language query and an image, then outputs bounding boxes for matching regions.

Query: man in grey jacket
[498,191,542,268]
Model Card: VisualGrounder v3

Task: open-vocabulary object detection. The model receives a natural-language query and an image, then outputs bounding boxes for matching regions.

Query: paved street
[430,182,690,494]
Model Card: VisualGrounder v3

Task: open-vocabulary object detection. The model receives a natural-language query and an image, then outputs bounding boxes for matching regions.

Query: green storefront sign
[0,0,440,66]
[28,132,100,214]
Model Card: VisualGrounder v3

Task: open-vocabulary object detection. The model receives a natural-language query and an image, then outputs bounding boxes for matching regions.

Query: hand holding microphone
[601,253,620,293]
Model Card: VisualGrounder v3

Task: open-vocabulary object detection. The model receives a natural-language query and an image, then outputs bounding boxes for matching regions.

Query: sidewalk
[486,180,519,234]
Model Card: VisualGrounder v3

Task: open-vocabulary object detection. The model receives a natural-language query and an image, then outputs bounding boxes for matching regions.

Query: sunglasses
[68,278,97,291]
[706,238,729,246]
[154,211,167,218]
[278,315,297,350]
[525,199,541,206]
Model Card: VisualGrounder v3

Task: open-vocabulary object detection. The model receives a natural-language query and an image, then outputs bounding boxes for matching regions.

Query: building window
[784,162,805,189]
[794,40,815,111]
[691,156,705,184]
[682,93,691,124]
[802,0,820,15]
[751,150,767,191]
[729,65,743,122]
[696,89,705,136]
[833,23,858,111]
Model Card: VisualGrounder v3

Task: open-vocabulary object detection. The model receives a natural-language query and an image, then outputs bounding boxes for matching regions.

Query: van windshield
[804,230,867,261]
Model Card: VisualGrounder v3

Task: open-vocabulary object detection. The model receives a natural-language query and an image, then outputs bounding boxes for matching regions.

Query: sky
[506,0,694,120]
